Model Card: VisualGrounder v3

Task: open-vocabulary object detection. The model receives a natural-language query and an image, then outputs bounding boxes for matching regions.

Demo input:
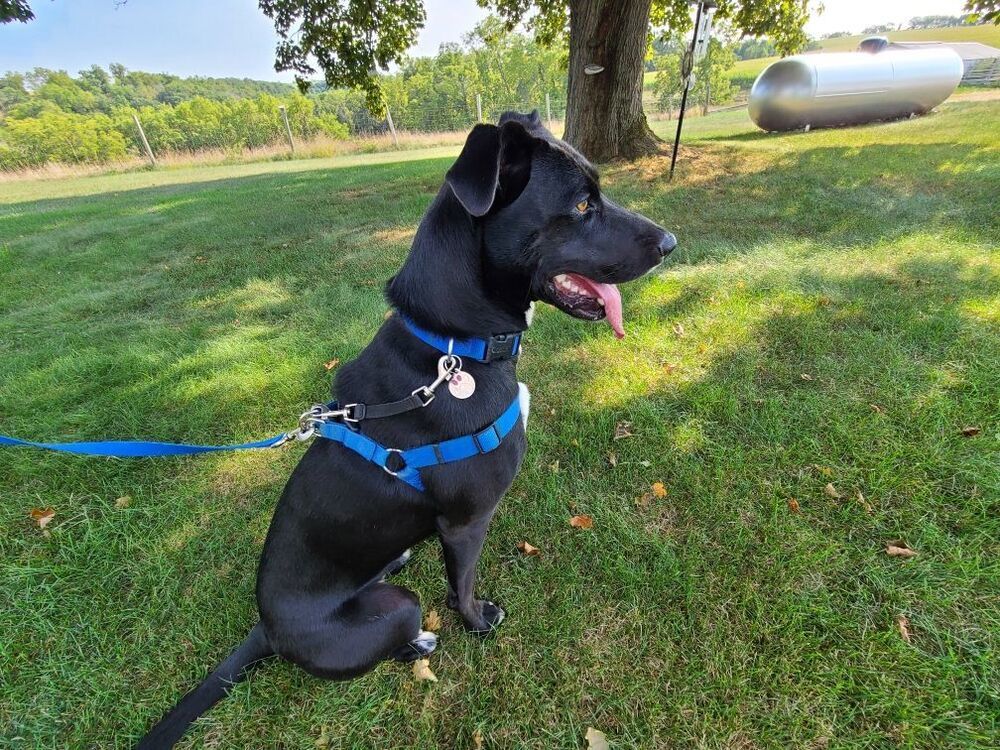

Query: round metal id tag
[448,370,476,399]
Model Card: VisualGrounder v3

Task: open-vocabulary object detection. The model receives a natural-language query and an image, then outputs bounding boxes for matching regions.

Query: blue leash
[2,319,525,487]
[0,432,290,457]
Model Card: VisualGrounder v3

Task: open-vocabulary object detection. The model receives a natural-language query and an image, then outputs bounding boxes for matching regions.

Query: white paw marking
[486,602,505,626]
[524,302,535,327]
[413,630,438,651]
[399,548,412,563]
[517,382,530,431]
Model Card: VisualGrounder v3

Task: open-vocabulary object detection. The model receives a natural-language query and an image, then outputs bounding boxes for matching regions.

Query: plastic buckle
[485,333,519,362]
[383,448,407,476]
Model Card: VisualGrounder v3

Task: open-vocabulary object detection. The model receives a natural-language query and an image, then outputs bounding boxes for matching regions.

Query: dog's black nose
[658,232,677,258]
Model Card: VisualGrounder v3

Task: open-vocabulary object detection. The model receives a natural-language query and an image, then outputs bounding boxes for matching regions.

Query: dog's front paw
[459,599,505,636]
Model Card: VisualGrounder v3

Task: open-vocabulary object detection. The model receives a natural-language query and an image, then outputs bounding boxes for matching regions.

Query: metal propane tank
[748,45,964,132]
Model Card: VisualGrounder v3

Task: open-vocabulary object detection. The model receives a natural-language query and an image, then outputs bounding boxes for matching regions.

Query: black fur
[135,112,675,748]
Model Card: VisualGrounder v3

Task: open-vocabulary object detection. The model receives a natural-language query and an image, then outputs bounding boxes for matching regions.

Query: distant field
[645,25,1000,91]
[730,24,1000,80]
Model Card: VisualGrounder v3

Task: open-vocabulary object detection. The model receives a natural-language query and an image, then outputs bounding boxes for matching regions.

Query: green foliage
[1,110,128,168]
[651,38,737,112]
[0,0,32,23]
[733,36,776,60]
[485,0,813,57]
[0,22,566,170]
[260,0,427,115]
[965,0,1000,24]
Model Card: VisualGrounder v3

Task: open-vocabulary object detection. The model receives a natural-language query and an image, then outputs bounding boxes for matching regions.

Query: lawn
[2,99,998,749]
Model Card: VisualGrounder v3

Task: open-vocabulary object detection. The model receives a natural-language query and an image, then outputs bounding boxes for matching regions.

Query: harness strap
[401,316,522,363]
[317,394,522,491]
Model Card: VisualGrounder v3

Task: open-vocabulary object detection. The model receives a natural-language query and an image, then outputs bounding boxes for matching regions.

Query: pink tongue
[567,274,625,339]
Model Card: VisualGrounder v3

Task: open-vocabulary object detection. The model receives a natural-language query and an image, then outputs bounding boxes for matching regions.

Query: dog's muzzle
[658,232,677,258]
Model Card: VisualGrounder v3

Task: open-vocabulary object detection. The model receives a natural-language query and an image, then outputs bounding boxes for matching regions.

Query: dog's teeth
[554,274,567,284]
[597,297,605,306]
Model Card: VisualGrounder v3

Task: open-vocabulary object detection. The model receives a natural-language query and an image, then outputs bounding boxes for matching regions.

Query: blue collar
[401,316,523,363]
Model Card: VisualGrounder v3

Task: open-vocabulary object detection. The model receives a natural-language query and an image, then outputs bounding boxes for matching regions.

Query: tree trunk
[563,0,661,162]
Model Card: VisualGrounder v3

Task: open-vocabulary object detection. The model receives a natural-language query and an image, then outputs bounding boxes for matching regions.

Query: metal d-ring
[383,448,406,476]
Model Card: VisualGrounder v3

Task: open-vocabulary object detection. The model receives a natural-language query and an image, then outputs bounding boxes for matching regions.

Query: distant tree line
[0,18,565,170]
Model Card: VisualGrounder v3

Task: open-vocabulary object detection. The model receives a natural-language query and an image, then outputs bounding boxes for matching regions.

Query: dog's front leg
[436,511,505,634]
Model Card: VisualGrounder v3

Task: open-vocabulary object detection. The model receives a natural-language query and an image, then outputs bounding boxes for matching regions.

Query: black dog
[136,111,675,748]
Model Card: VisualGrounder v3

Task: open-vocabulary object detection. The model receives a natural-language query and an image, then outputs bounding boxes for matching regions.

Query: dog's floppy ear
[446,124,501,217]
[446,120,538,217]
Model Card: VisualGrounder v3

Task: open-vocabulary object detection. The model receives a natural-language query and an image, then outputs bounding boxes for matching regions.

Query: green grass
[2,99,998,749]
[726,25,1000,82]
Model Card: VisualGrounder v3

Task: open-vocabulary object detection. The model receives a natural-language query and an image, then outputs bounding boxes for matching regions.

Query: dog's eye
[575,199,590,214]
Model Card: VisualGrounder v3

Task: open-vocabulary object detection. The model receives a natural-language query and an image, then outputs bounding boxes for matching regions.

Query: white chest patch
[517,382,531,431]
[524,302,535,327]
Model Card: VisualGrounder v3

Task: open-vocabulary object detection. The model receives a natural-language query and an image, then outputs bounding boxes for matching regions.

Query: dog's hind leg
[289,582,425,680]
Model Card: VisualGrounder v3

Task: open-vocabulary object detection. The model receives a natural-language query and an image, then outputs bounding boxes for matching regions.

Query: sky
[0,0,971,81]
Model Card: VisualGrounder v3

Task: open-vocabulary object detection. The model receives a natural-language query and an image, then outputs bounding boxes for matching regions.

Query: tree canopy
[259,0,426,114]
[0,0,33,24]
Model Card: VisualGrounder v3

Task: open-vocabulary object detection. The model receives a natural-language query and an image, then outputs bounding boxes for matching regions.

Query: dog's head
[444,110,676,338]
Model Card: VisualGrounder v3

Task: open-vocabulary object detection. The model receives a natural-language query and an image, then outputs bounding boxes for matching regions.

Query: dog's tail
[135,622,273,750]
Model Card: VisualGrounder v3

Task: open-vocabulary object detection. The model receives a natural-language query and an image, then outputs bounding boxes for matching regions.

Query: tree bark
[563,0,661,162]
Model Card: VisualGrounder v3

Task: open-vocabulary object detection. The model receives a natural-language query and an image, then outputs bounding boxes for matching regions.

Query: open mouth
[546,273,625,339]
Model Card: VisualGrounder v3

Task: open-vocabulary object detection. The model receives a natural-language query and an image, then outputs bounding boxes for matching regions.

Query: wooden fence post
[385,107,399,147]
[132,112,156,167]
[279,105,295,154]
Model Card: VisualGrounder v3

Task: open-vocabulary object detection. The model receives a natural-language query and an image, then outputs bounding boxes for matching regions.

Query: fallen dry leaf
[800,373,814,381]
[855,490,873,514]
[314,725,331,749]
[585,727,610,750]
[814,465,834,477]
[886,544,918,558]
[30,508,55,529]
[548,460,560,474]
[424,610,442,632]
[788,498,800,513]
[323,357,341,371]
[870,403,884,414]
[607,452,618,468]
[635,492,653,508]
[960,426,981,437]
[412,658,437,682]
[571,438,580,447]
[662,362,677,374]
[824,483,842,500]
[114,496,131,509]
[472,729,484,750]
[651,482,667,499]
[672,322,685,337]
[897,615,912,643]
[613,421,634,440]
[569,514,594,530]
[516,541,540,556]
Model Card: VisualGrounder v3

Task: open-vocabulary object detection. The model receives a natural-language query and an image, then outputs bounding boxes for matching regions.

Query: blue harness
[1,319,525,493]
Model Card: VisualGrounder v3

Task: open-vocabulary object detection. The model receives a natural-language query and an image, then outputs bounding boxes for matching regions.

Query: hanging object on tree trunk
[584,64,605,75]
[669,0,717,181]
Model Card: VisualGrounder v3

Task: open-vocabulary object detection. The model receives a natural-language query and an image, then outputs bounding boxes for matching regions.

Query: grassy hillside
[730,24,1000,79]
[2,99,998,748]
